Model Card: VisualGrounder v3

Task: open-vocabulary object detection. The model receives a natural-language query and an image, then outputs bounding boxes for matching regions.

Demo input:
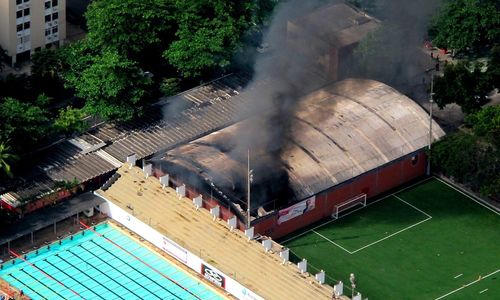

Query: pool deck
[97,165,335,300]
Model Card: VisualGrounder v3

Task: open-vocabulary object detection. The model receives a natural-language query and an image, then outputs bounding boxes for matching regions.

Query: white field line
[281,176,434,245]
[349,216,431,254]
[311,195,432,254]
[434,269,500,300]
[454,273,463,279]
[393,195,433,218]
[479,289,488,294]
[434,177,500,216]
[312,230,353,254]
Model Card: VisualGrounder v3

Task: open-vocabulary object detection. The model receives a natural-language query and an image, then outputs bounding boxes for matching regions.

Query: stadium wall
[253,150,427,239]
[96,197,264,300]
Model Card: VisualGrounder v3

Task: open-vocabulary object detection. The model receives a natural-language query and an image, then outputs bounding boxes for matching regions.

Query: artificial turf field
[280,177,500,299]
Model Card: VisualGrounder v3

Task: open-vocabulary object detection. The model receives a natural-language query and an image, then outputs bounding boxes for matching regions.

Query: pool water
[0,223,223,300]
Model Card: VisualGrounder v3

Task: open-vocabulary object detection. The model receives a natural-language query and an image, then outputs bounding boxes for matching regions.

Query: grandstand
[95,165,339,300]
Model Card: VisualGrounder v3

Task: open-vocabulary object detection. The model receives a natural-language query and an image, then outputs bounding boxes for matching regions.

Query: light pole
[427,74,434,176]
[247,149,253,229]
[349,273,356,299]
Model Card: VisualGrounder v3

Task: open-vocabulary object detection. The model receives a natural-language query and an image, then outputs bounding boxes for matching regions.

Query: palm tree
[0,141,18,178]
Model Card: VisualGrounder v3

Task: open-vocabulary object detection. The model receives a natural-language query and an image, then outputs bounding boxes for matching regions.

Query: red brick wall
[253,152,428,239]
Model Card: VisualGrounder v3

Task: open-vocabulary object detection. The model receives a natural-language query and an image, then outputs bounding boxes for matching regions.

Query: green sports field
[281,178,500,299]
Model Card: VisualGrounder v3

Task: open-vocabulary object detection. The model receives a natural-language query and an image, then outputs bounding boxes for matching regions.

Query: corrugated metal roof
[1,74,255,205]
[164,79,446,202]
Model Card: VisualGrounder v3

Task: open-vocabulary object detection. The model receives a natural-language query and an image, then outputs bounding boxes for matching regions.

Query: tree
[430,0,500,52]
[0,98,50,151]
[0,141,18,178]
[433,62,490,114]
[164,0,260,77]
[54,106,88,135]
[464,105,500,146]
[0,45,7,72]
[85,0,175,55]
[31,49,61,79]
[486,45,500,88]
[64,50,152,121]
[160,77,181,96]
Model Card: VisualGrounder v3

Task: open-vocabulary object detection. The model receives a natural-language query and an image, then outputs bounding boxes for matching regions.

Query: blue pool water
[0,223,222,300]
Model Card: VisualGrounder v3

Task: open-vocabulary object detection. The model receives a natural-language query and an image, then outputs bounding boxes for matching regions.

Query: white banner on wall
[162,236,188,263]
[277,196,316,224]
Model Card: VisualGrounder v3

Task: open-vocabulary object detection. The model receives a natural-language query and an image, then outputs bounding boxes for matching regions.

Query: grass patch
[281,178,500,299]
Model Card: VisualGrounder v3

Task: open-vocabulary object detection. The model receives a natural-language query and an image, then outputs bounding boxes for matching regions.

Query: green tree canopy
[0,97,50,150]
[431,131,499,198]
[464,105,500,146]
[433,62,490,114]
[54,106,88,135]
[85,0,175,55]
[486,45,500,88]
[64,50,152,121]
[31,49,61,79]
[164,0,260,77]
[0,141,18,178]
[430,0,500,51]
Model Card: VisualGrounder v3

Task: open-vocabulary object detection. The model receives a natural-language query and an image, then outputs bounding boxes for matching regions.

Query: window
[24,8,29,16]
[45,15,51,22]
[16,0,22,5]
[411,155,419,166]
[45,1,50,9]
[24,0,29,2]
[52,0,58,7]
[23,22,30,30]
[17,24,23,32]
[52,12,58,20]
[16,10,23,18]
[52,27,58,34]
[45,29,51,36]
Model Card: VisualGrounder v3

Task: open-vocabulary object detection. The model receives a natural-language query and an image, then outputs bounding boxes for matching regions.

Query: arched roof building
[163,79,445,214]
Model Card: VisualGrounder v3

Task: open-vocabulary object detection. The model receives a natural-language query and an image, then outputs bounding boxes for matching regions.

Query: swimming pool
[0,222,223,300]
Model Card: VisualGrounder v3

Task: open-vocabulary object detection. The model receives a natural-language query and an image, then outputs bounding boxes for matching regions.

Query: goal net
[332,194,367,219]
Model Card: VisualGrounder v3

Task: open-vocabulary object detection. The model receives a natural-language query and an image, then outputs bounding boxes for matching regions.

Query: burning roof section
[163,79,445,209]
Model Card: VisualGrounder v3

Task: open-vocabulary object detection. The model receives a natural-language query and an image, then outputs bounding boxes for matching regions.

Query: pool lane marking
[454,274,463,279]
[80,221,203,300]
[42,257,107,300]
[67,246,157,300]
[434,269,500,299]
[52,253,125,300]
[8,273,50,300]
[281,176,435,245]
[9,250,83,299]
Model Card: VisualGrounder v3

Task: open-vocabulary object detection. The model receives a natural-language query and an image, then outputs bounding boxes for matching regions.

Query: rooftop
[289,3,380,47]
[1,74,255,206]
[163,79,446,206]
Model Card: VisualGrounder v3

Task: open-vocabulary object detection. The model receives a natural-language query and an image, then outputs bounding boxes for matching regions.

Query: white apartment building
[0,0,66,66]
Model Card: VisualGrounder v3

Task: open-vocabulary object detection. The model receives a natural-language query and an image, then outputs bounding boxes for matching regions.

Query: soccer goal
[332,194,367,219]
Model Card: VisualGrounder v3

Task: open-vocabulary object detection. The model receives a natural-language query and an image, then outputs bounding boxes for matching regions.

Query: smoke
[219,0,341,209]
[347,0,443,93]
[155,0,444,212]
